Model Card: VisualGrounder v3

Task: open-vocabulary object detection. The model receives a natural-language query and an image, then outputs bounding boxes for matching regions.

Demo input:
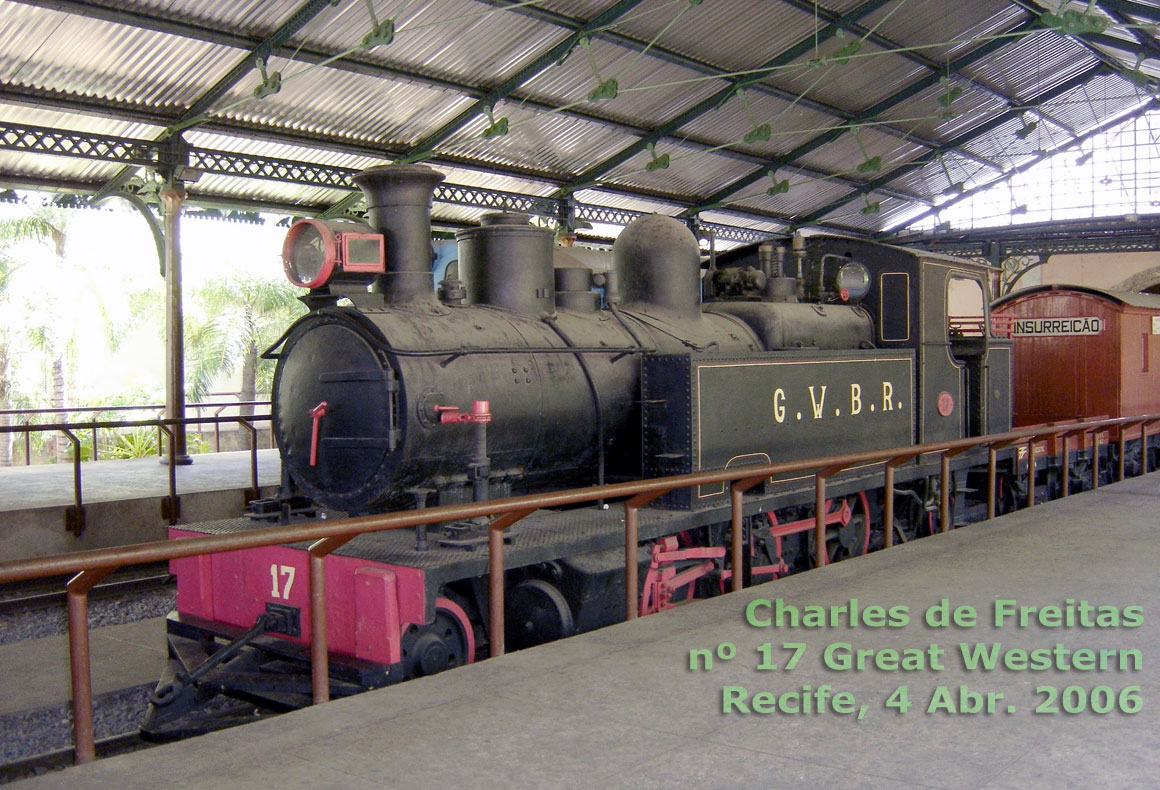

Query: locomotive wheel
[829,492,872,562]
[400,598,474,678]
[505,579,575,651]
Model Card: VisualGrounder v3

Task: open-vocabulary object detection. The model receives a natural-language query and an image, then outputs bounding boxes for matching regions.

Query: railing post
[987,445,997,519]
[1061,433,1071,497]
[623,491,665,620]
[1026,439,1036,509]
[883,462,895,548]
[62,429,86,537]
[237,418,260,502]
[66,567,115,764]
[158,425,179,525]
[488,525,504,658]
[1090,430,1099,490]
[486,508,537,658]
[214,405,226,452]
[814,475,827,568]
[883,453,920,545]
[1118,423,1129,481]
[308,535,353,704]
[624,503,638,619]
[23,419,31,465]
[940,452,951,532]
[730,475,768,591]
[813,465,846,568]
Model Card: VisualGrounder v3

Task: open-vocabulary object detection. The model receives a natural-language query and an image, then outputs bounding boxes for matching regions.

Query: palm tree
[0,208,74,461]
[0,208,75,463]
[190,275,305,414]
[0,243,19,465]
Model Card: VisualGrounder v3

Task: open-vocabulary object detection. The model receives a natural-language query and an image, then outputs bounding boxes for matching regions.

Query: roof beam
[792,64,1107,227]
[3,77,930,213]
[174,0,335,129]
[776,0,1077,139]
[8,0,929,202]
[558,0,897,194]
[1092,1,1160,59]
[0,117,803,234]
[474,0,1001,173]
[883,95,1160,233]
[399,0,649,162]
[1095,0,1160,23]
[14,0,931,212]
[92,0,335,199]
[1008,0,1159,78]
[686,17,1045,216]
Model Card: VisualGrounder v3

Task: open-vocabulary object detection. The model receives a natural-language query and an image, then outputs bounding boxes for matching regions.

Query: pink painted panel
[168,534,426,664]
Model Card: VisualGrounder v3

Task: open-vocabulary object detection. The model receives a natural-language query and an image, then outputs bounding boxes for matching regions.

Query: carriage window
[879,273,909,342]
[947,275,986,337]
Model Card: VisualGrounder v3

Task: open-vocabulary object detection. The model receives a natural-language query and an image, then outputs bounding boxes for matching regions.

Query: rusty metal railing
[0,413,1156,765]
[0,413,272,534]
[0,400,271,465]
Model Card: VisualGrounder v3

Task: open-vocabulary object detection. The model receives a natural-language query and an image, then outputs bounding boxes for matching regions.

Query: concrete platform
[20,472,1160,789]
[0,618,167,716]
[0,451,280,561]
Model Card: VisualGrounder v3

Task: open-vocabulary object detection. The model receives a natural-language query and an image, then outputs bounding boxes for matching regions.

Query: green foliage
[107,427,158,459]
[185,432,211,455]
[187,274,305,402]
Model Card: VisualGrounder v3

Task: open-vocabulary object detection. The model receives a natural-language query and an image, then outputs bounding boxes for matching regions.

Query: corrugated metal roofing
[610,0,819,74]
[520,35,724,128]
[963,30,1098,102]
[771,41,928,114]
[0,0,1155,239]
[0,4,242,111]
[601,139,757,198]
[295,0,571,87]
[676,90,844,158]
[861,0,1026,63]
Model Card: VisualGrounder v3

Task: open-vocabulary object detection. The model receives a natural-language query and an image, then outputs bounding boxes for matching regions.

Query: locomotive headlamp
[834,261,871,302]
[282,218,385,289]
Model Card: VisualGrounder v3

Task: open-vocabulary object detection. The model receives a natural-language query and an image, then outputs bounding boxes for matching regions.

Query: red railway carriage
[993,285,1160,427]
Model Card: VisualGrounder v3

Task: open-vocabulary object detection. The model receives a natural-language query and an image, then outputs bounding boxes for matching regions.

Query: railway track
[0,732,145,783]
[0,563,173,616]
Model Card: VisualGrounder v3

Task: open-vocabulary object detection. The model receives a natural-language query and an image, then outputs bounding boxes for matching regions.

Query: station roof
[1,0,1158,244]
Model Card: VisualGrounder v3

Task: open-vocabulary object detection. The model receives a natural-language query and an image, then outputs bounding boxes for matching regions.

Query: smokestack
[353,164,445,304]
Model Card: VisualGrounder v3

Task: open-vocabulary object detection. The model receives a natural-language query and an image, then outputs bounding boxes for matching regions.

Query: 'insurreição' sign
[1012,317,1104,337]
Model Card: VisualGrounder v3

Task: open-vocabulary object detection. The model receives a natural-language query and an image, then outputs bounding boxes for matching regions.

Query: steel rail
[0,413,1156,765]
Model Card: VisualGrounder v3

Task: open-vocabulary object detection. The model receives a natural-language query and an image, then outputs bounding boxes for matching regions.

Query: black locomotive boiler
[144,164,1013,737]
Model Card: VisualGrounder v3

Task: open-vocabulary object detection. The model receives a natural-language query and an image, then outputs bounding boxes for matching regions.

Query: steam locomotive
[144,163,1021,738]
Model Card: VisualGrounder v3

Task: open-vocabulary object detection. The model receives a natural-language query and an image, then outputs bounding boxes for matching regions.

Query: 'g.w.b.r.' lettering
[772,381,898,424]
